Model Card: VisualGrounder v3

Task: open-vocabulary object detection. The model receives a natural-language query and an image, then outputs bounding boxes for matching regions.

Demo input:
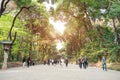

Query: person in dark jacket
[83,56,88,69]
[27,57,31,67]
[78,57,83,69]
[65,58,68,67]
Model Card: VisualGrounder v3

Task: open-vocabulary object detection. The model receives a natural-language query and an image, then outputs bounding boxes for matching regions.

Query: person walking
[78,57,83,69]
[65,58,68,67]
[27,57,31,68]
[102,56,107,71]
[60,58,64,66]
[22,57,26,68]
[83,56,88,69]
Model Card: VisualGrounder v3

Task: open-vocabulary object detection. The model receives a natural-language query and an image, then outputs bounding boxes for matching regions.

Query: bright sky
[43,0,56,11]
[0,0,1,5]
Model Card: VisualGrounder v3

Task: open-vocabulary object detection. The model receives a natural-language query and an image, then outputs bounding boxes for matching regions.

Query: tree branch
[4,0,10,9]
[8,6,32,40]
[106,0,112,11]
[11,32,17,45]
[0,0,10,17]
[0,0,5,17]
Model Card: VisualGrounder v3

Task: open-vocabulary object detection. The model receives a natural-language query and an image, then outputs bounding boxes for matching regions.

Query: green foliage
[108,45,120,62]
[0,12,26,38]
[0,46,3,62]
[0,13,14,40]
[109,2,120,18]
[0,0,119,63]
[0,12,32,61]
[36,0,45,3]
[80,26,120,62]
[87,30,100,41]
[14,0,32,7]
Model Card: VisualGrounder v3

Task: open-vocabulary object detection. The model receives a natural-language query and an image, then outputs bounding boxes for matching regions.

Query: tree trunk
[117,16,120,23]
[83,2,93,31]
[0,0,10,17]
[112,18,119,45]
[29,41,32,57]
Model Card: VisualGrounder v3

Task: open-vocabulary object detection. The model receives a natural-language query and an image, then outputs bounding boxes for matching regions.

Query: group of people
[22,57,35,68]
[43,58,59,65]
[60,58,69,67]
[78,56,88,69]
[22,56,107,71]
[78,56,107,71]
[43,58,69,67]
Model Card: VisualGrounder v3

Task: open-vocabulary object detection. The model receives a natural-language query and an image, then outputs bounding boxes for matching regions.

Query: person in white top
[60,58,64,66]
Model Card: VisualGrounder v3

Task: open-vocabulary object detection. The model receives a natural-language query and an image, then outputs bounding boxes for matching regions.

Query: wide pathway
[0,64,120,80]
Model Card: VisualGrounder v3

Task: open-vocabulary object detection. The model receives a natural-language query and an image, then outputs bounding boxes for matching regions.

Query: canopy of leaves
[109,2,120,18]
[0,0,120,63]
[14,0,32,7]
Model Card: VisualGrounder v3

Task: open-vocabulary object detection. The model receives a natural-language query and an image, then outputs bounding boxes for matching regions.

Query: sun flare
[56,41,63,50]
[49,18,66,34]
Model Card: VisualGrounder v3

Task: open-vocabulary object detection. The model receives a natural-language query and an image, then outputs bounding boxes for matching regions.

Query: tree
[0,0,33,69]
[0,0,10,17]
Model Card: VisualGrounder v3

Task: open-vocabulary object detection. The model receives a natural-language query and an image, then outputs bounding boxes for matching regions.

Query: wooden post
[2,50,8,70]
[1,40,12,70]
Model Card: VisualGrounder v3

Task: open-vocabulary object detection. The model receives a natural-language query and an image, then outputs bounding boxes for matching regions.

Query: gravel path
[0,64,120,80]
